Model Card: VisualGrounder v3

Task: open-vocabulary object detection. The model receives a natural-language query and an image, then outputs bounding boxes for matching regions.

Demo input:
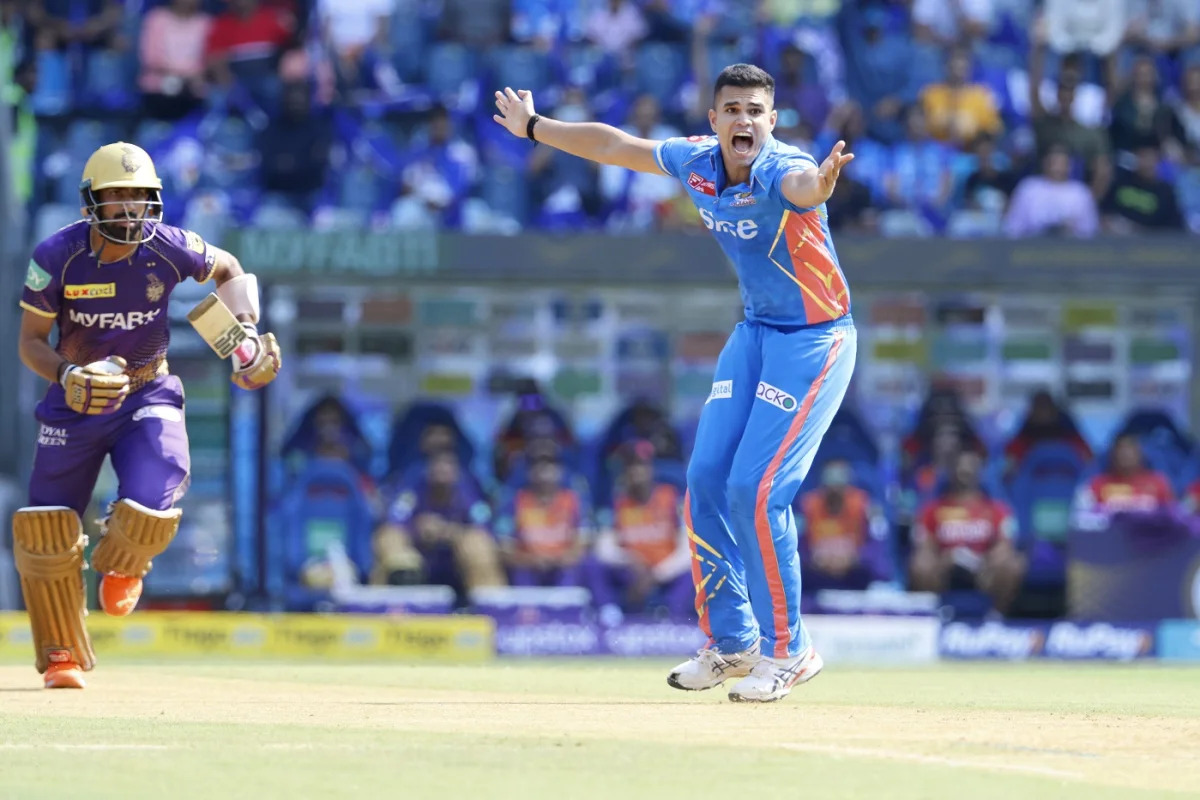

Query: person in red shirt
[206,0,295,93]
[1073,434,1174,530]
[590,441,692,617]
[795,459,891,591]
[910,451,1026,614]
[495,456,591,588]
[1003,390,1092,478]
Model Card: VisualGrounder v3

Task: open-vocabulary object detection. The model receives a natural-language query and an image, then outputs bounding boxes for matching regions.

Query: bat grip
[232,339,259,368]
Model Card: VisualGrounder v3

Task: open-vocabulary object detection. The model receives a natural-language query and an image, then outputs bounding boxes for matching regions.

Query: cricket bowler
[13,142,282,689]
[493,64,857,702]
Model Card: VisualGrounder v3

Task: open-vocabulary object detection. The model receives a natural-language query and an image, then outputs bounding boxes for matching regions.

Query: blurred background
[0,0,1199,661]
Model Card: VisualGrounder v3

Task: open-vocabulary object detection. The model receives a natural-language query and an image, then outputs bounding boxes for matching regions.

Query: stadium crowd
[277,385,1200,620]
[6,0,1200,239]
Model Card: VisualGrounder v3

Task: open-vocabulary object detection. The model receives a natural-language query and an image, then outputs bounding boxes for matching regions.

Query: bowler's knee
[686,456,729,502]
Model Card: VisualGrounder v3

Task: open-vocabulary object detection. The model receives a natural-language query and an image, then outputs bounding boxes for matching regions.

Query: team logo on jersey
[731,191,757,208]
[25,260,51,292]
[146,273,165,302]
[756,381,797,412]
[706,380,733,404]
[184,230,205,254]
[687,172,716,196]
[64,283,117,300]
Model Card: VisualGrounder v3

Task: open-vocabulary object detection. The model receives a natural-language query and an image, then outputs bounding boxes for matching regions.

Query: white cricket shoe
[727,646,823,703]
[667,641,761,691]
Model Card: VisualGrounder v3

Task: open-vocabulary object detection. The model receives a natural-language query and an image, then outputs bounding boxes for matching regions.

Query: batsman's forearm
[19,337,68,385]
[531,118,634,166]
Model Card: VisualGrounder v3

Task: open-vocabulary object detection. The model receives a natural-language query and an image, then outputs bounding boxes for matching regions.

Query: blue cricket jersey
[654,135,851,328]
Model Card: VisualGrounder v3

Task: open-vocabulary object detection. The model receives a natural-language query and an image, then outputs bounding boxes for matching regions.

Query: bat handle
[232,339,259,368]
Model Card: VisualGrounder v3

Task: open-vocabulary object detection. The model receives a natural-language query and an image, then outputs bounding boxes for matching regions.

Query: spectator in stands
[963,134,1017,212]
[396,104,479,228]
[1175,65,1200,156]
[257,80,334,211]
[920,47,1003,146]
[138,0,212,121]
[796,459,891,592]
[641,0,691,43]
[1003,389,1092,477]
[494,392,575,482]
[882,105,955,227]
[437,0,510,47]
[206,0,295,108]
[585,0,647,62]
[494,456,591,587]
[775,44,833,136]
[1043,0,1125,57]
[371,450,506,593]
[912,0,993,47]
[1073,434,1175,528]
[1102,145,1185,232]
[910,451,1027,615]
[1108,55,1183,160]
[28,0,123,51]
[599,94,682,231]
[317,0,397,97]
[825,167,877,233]
[510,0,567,49]
[1028,47,1111,196]
[528,86,601,226]
[841,6,910,143]
[1004,144,1099,238]
[1123,0,1200,57]
[591,441,692,618]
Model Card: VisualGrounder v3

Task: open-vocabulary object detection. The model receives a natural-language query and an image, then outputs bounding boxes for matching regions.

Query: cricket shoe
[727,646,823,703]
[99,573,143,617]
[44,653,85,689]
[667,641,760,691]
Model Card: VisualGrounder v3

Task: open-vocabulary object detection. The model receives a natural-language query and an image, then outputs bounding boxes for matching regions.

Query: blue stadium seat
[482,164,529,225]
[30,51,71,116]
[252,199,308,229]
[338,165,386,215]
[32,204,80,243]
[557,44,616,93]
[634,43,686,107]
[390,0,429,81]
[133,119,179,155]
[426,43,477,100]
[81,49,138,111]
[278,459,377,606]
[491,46,551,91]
[1007,441,1086,550]
[387,401,475,479]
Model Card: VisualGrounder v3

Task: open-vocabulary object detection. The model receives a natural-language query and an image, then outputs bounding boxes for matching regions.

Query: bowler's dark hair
[713,64,775,103]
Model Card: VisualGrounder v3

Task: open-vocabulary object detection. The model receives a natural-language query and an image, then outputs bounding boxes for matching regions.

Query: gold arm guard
[12,507,95,673]
[90,499,182,579]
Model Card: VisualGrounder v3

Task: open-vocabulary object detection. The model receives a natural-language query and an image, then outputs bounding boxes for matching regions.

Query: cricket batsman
[493,64,856,702]
[13,142,281,689]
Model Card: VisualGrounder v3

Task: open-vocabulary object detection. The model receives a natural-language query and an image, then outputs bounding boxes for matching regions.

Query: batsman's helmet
[79,142,164,246]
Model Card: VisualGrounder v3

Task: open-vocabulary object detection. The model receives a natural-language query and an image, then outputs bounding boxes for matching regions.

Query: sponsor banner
[806,615,940,665]
[1157,620,1200,661]
[939,620,1156,662]
[0,612,493,662]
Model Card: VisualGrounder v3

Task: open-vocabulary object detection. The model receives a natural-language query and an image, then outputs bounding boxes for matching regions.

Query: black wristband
[527,114,541,144]
[56,361,75,387]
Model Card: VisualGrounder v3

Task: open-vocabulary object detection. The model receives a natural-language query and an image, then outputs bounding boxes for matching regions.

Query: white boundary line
[776,742,1084,780]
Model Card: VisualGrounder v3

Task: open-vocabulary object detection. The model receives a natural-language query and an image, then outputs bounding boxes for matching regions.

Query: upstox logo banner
[756,381,797,412]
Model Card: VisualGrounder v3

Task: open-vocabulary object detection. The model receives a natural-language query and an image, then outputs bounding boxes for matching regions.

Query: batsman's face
[95,187,151,239]
[709,86,776,170]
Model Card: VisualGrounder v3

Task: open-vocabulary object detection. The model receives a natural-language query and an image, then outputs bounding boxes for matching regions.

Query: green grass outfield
[2,661,1199,799]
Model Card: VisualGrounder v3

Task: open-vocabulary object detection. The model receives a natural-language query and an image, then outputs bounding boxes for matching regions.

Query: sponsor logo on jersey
[756,381,797,412]
[25,260,52,291]
[687,172,716,196]
[64,283,117,300]
[731,191,757,207]
[68,308,161,330]
[146,273,165,302]
[37,424,68,447]
[184,230,206,254]
[699,208,759,239]
[706,380,732,404]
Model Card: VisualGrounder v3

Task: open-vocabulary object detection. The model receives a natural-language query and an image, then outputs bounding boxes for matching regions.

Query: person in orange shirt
[920,47,1003,146]
[795,459,892,592]
[1073,434,1175,530]
[495,456,591,587]
[910,451,1026,614]
[590,441,692,617]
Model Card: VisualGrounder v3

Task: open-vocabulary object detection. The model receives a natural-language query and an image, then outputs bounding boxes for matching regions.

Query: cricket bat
[187,293,257,364]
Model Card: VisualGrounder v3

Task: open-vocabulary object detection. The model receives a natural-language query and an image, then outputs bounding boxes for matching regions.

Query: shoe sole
[727,651,824,703]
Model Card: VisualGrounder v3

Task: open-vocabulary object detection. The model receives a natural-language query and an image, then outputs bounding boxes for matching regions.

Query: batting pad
[12,507,95,673]
[90,499,182,579]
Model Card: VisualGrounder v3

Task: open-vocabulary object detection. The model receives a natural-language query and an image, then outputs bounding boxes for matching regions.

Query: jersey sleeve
[157,225,217,283]
[770,150,821,212]
[19,244,62,319]
[653,136,707,180]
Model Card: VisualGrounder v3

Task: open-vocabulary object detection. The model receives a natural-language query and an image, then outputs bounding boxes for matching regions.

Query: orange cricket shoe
[99,573,143,617]
[44,661,85,689]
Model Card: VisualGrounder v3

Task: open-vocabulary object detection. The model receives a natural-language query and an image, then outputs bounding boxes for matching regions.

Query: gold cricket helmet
[79,142,164,245]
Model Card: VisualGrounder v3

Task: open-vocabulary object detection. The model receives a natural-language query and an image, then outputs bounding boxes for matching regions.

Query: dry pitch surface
[2,661,1199,799]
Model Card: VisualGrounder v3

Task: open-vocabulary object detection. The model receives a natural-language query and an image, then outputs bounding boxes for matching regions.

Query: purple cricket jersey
[20,220,216,398]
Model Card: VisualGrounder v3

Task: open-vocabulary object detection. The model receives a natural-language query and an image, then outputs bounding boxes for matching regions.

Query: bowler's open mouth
[732,132,754,154]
